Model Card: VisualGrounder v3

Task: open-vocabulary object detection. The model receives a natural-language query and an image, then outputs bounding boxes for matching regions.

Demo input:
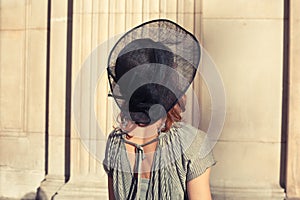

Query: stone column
[38,0,72,199]
[0,0,48,198]
[201,0,286,199]
[52,0,113,198]
[286,0,300,199]
[55,0,201,199]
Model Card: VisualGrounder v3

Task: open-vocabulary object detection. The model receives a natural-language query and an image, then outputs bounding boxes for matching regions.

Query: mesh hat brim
[107,19,201,125]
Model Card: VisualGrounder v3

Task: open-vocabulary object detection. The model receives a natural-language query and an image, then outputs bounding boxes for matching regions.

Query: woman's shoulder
[103,128,124,163]
[170,122,207,142]
[170,122,209,159]
[105,128,125,148]
[107,128,123,139]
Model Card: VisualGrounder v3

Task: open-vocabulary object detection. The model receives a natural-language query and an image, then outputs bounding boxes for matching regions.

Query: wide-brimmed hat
[107,19,201,125]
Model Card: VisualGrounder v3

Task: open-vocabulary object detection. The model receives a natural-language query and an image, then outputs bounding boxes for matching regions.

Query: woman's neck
[123,119,164,142]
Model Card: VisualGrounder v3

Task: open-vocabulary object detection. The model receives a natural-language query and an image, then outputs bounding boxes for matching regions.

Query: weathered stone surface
[286,0,300,198]
[2,0,299,199]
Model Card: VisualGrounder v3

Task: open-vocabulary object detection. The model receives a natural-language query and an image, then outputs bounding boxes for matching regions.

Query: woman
[103,19,215,200]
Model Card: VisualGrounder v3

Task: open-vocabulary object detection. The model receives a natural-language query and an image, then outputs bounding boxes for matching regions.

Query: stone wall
[1,0,299,199]
[202,0,285,199]
[286,0,300,199]
[0,0,48,198]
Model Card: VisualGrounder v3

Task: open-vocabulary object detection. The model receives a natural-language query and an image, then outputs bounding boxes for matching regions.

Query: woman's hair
[163,95,186,132]
[118,95,186,132]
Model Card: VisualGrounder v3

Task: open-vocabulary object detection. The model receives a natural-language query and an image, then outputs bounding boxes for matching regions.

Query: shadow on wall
[35,188,47,200]
[0,188,47,200]
[20,192,36,200]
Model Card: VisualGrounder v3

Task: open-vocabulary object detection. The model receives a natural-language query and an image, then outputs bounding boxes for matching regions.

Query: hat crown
[107,19,201,125]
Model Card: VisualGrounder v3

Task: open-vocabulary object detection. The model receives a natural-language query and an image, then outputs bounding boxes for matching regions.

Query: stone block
[0,0,26,30]
[202,0,283,19]
[26,30,47,133]
[210,141,285,199]
[202,19,283,142]
[0,31,25,132]
[27,0,48,29]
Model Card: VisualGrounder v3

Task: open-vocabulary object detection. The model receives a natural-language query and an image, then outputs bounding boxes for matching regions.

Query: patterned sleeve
[102,130,115,177]
[103,162,112,177]
[186,150,216,182]
[180,123,216,182]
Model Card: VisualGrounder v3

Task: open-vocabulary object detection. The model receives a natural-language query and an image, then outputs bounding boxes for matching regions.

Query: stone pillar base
[53,177,108,200]
[212,186,286,200]
[0,167,44,199]
[37,175,66,200]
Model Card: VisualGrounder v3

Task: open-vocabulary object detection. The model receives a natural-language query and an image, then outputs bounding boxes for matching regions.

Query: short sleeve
[186,150,216,182]
[175,123,216,182]
[103,151,113,177]
[102,131,116,177]
[103,160,113,177]
[186,151,216,181]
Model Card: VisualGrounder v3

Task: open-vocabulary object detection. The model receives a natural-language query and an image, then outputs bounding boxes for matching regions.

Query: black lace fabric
[107,19,201,125]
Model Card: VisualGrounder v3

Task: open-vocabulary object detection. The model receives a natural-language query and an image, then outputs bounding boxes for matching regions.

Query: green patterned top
[103,123,216,200]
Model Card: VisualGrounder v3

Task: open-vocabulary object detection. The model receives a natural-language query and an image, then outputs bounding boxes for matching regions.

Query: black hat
[107,19,201,125]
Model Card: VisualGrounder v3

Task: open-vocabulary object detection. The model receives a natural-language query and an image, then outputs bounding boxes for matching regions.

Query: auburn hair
[117,95,186,132]
[163,95,186,132]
